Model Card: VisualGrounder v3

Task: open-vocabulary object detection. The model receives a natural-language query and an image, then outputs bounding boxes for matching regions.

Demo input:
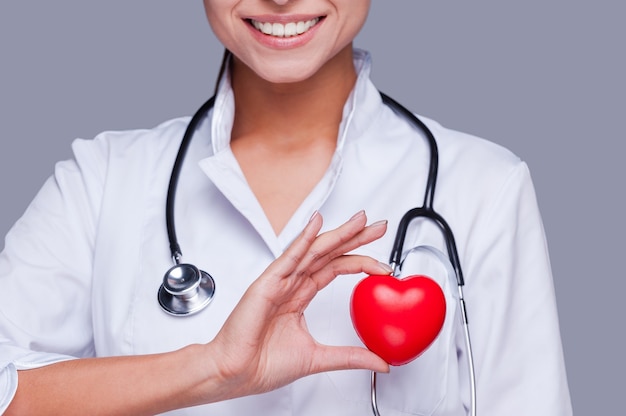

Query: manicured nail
[377,262,393,274]
[349,210,366,221]
[369,219,388,228]
[309,210,320,223]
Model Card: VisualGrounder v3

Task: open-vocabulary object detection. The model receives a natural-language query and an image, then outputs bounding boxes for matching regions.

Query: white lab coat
[0,50,572,415]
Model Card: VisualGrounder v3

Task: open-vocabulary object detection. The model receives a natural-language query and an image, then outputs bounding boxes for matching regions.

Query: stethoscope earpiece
[157,263,216,316]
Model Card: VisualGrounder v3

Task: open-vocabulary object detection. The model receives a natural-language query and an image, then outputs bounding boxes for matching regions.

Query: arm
[6,211,390,415]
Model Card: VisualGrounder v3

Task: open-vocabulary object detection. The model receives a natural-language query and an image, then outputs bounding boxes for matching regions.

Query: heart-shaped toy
[350,274,446,366]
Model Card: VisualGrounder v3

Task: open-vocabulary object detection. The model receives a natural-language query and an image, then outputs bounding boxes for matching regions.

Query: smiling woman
[203,0,369,82]
[0,1,575,415]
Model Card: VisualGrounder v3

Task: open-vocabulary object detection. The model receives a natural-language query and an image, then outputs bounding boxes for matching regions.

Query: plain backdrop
[0,1,624,414]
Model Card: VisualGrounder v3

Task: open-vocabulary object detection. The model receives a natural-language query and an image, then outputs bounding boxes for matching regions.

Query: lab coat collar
[199,49,384,255]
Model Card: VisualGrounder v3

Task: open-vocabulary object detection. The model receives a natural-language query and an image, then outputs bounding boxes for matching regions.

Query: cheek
[203,0,238,49]
[342,0,370,22]
[333,0,370,50]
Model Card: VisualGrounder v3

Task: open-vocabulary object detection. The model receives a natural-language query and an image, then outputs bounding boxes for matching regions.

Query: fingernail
[349,210,366,221]
[369,219,388,228]
[378,262,393,274]
[309,210,320,223]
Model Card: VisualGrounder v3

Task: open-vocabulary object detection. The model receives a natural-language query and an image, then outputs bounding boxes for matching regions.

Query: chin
[248,59,324,85]
[258,70,319,84]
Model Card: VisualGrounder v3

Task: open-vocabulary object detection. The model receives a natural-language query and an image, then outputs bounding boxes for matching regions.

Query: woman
[0,0,572,414]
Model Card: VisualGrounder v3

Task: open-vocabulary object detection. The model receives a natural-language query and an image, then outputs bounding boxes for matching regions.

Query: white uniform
[0,50,572,415]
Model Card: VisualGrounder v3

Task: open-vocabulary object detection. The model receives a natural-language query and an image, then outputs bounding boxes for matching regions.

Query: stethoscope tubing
[161,91,477,415]
[374,94,476,416]
[165,96,216,264]
[379,93,464,286]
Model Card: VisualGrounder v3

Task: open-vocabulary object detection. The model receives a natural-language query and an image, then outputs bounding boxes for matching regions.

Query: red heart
[350,274,446,366]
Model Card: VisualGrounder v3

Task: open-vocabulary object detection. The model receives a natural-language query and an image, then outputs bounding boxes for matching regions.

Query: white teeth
[251,17,320,38]
[272,22,284,37]
[284,22,297,37]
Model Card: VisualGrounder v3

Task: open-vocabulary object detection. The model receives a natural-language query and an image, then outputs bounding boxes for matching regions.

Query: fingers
[289,211,387,275]
[307,210,370,265]
[261,211,388,291]
[262,212,324,280]
[331,219,388,257]
[307,218,388,275]
[311,255,392,291]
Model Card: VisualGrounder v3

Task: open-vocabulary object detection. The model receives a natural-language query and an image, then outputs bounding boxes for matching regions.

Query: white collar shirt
[0,49,572,415]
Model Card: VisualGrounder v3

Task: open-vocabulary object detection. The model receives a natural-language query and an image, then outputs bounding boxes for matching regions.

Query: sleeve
[462,161,572,415]
[0,137,108,413]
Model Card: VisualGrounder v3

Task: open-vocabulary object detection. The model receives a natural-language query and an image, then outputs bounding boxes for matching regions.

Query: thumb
[312,345,390,375]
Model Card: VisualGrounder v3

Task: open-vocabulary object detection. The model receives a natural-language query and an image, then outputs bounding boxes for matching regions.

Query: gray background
[0,1,624,413]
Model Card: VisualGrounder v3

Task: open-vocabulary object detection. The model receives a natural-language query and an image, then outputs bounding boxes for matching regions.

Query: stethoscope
[156,79,476,415]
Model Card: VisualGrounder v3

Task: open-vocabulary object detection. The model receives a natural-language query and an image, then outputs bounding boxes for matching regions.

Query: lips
[248,17,322,38]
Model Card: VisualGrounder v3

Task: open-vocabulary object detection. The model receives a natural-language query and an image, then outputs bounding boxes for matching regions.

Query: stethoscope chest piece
[158,263,216,316]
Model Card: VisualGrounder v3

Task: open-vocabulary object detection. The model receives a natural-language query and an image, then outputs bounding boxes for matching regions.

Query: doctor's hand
[202,211,391,402]
[5,211,390,416]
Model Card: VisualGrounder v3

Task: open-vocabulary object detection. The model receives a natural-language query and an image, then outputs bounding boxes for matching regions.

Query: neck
[229,44,357,147]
